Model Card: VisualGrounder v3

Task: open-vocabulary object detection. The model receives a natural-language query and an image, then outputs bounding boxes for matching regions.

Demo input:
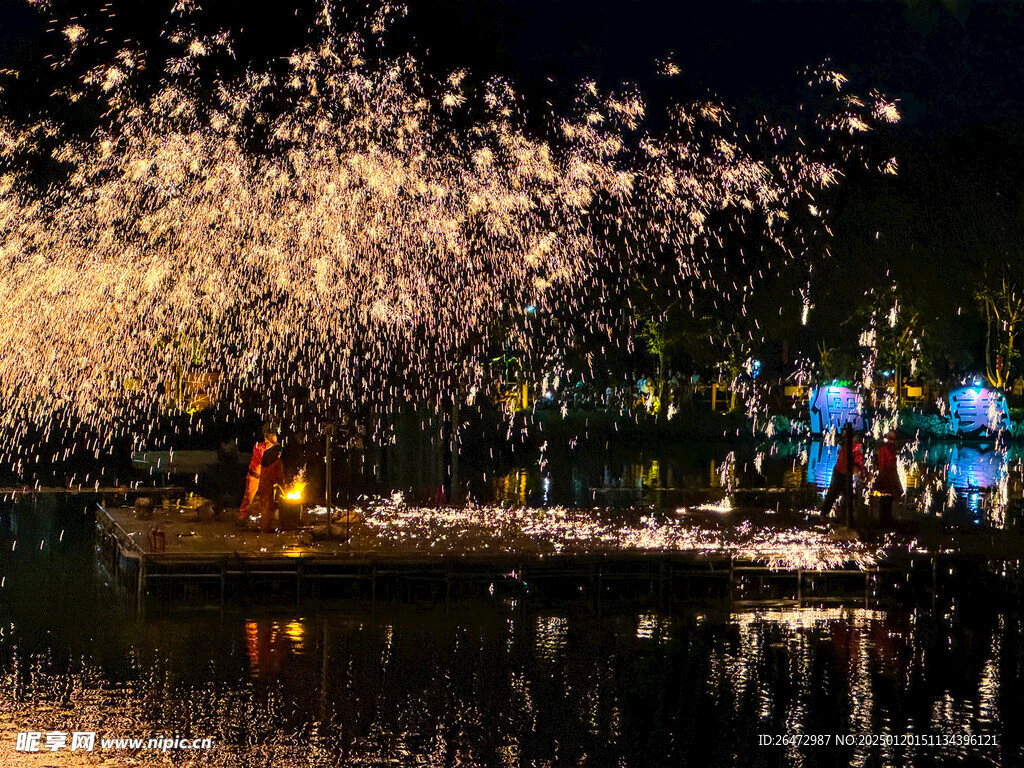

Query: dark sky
[2,0,1023,137]
[403,0,1024,137]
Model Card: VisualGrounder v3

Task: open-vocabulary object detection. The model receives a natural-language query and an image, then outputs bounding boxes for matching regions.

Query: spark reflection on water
[0,602,1014,767]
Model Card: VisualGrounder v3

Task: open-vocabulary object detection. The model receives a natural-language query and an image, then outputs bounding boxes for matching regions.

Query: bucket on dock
[279,500,302,531]
[148,526,166,552]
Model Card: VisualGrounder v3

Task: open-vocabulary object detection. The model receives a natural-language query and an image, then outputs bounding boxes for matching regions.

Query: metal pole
[324,423,335,539]
[843,422,854,528]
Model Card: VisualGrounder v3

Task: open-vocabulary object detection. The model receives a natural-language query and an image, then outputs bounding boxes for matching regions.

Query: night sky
[409,0,1024,137]
[2,0,1023,371]
[3,0,1023,135]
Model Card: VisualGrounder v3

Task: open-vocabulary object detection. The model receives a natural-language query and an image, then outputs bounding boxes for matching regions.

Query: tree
[976,276,1024,389]
[858,285,932,407]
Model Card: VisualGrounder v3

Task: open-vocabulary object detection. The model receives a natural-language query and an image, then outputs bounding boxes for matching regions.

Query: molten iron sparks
[0,2,898,467]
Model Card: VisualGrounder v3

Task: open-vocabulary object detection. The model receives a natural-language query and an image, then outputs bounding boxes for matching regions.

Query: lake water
[448,437,1022,531]
[0,496,1019,766]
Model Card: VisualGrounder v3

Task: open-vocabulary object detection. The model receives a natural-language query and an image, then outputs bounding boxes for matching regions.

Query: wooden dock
[94,504,1024,613]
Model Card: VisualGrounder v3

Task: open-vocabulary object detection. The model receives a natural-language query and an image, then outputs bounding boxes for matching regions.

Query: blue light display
[809,385,865,434]
[948,386,1008,436]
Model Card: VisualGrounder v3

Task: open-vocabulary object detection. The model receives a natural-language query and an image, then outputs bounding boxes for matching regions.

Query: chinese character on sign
[44,731,68,751]
[809,386,865,434]
[948,386,1009,435]
[15,732,41,752]
[70,731,96,751]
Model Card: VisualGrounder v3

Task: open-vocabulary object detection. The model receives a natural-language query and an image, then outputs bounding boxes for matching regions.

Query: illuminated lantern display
[947,386,1008,436]
[809,386,865,434]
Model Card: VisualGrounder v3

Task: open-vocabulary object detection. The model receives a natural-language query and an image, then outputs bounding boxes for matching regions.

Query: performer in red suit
[872,431,904,526]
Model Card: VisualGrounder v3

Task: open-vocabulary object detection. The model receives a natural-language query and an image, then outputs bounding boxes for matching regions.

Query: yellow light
[282,479,306,501]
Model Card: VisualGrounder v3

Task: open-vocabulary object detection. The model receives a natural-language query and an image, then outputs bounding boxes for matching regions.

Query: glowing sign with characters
[948,386,1008,435]
[809,385,865,434]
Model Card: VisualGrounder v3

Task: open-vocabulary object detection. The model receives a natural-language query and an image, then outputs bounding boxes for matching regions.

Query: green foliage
[817,343,859,382]
[897,409,953,438]
[976,275,1024,388]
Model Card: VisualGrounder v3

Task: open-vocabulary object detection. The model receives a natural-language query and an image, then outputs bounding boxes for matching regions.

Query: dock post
[728,557,735,604]
[797,569,803,604]
[220,561,226,608]
[324,423,335,541]
[842,423,855,528]
[136,557,146,615]
[296,559,302,605]
[666,562,673,610]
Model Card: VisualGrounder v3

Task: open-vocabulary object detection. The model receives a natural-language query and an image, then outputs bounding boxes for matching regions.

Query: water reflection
[806,441,840,490]
[0,602,1016,766]
[472,437,1024,531]
[245,618,308,680]
[0,500,1020,766]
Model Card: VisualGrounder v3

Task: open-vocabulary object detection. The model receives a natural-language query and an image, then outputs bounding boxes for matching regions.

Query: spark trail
[0,1,898,466]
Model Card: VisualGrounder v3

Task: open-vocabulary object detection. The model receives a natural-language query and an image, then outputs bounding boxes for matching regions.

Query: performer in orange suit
[257,443,284,533]
[238,421,279,525]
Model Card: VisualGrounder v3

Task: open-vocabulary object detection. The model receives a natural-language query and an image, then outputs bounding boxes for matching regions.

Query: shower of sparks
[309,497,882,570]
[0,1,899,466]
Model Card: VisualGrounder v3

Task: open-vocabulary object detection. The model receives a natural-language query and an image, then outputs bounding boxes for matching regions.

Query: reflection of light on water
[245,620,259,676]
[511,671,534,720]
[644,461,661,488]
[730,608,886,748]
[948,445,1003,491]
[806,441,839,491]
[535,615,568,662]
[284,620,305,653]
[947,444,1005,520]
[992,466,1010,528]
[978,626,1000,728]
[731,607,885,633]
[498,744,520,767]
[382,624,393,667]
[495,470,528,506]
[636,613,667,640]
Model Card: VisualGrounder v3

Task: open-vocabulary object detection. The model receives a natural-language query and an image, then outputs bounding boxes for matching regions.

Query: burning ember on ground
[308,495,882,570]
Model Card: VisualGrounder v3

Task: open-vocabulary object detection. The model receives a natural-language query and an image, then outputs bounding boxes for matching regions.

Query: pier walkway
[95,504,1024,613]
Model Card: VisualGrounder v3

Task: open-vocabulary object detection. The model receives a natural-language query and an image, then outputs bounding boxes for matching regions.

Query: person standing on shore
[872,430,904,526]
[238,421,279,525]
[819,432,866,518]
[257,443,285,533]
